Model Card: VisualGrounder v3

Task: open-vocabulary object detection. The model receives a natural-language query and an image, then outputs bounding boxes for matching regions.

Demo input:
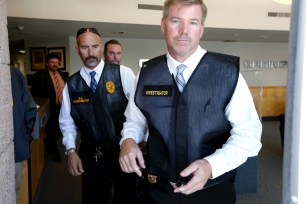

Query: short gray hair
[163,0,208,24]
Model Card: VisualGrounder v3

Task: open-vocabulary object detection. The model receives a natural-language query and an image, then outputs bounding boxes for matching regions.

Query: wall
[7,0,290,31]
[0,0,16,203]
[24,37,69,75]
[203,41,288,86]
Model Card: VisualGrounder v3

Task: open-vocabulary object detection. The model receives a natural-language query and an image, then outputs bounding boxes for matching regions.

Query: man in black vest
[59,28,135,204]
[119,0,262,204]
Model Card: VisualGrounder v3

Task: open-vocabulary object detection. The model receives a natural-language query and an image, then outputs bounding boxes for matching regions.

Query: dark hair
[76,27,101,38]
[163,0,208,24]
[46,53,60,61]
[103,39,122,55]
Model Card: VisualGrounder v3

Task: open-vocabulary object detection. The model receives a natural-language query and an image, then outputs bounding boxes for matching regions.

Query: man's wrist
[65,148,76,156]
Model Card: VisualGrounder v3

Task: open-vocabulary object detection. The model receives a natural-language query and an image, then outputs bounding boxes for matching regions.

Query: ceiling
[7,17,290,45]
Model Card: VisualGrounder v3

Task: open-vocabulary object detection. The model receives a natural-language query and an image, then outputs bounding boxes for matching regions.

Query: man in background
[104,38,140,203]
[31,53,66,162]
[103,39,122,65]
[10,66,37,202]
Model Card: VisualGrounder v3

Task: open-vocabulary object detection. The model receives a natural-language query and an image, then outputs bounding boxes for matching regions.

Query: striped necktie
[52,71,63,104]
[90,71,98,92]
[176,64,187,92]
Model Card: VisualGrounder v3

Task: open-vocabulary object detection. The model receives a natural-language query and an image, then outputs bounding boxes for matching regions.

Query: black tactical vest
[67,63,128,146]
[135,52,239,186]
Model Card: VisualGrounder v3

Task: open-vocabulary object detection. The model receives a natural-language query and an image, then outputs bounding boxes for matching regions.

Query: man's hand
[67,152,84,176]
[173,159,212,195]
[119,138,146,177]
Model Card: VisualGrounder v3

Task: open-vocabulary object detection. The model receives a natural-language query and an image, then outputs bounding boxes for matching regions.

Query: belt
[147,174,190,187]
[147,174,223,189]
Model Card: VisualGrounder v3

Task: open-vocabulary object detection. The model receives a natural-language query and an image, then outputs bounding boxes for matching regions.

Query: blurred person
[31,53,66,162]
[10,66,37,202]
[104,38,140,203]
[59,28,135,204]
[119,0,262,203]
[103,39,122,65]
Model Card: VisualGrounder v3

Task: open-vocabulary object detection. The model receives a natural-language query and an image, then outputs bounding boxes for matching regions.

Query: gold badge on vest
[106,81,115,94]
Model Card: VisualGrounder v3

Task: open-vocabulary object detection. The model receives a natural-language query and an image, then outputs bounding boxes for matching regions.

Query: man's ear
[75,46,80,55]
[101,44,104,56]
[200,26,205,39]
[161,18,166,35]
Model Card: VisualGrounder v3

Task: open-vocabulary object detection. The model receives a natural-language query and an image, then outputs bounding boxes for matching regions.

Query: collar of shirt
[80,60,105,86]
[48,69,57,75]
[48,69,57,82]
[167,46,207,82]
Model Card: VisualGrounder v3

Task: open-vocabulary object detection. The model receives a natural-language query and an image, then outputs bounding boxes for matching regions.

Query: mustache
[175,35,191,41]
[85,56,98,61]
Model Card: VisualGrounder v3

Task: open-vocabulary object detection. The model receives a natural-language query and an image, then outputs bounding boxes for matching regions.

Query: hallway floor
[33,141,82,204]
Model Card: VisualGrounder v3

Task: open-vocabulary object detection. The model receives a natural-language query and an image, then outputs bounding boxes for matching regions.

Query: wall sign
[244,60,288,69]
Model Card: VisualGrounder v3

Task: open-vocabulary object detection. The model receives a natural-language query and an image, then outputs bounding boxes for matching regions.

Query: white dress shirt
[60,60,135,151]
[120,46,262,179]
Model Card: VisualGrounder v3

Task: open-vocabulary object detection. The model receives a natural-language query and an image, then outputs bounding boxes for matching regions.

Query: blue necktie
[176,64,186,92]
[90,71,98,92]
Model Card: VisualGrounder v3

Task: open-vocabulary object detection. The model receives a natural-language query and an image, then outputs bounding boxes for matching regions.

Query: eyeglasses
[76,27,101,38]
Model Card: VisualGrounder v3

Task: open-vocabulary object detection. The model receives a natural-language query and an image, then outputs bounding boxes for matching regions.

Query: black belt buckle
[147,174,159,184]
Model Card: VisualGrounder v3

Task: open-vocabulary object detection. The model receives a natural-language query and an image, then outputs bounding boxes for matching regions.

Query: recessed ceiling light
[18,50,25,54]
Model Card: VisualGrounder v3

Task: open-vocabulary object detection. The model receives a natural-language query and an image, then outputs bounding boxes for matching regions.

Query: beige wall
[7,0,290,31]
[0,0,16,203]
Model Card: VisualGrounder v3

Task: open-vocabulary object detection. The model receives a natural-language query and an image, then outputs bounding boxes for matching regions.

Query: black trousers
[80,144,138,204]
[138,178,236,204]
[45,106,62,155]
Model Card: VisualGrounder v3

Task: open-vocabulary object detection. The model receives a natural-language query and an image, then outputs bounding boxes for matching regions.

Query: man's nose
[179,21,189,34]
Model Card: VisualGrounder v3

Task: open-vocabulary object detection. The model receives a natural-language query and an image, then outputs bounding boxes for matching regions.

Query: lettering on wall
[244,60,288,69]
